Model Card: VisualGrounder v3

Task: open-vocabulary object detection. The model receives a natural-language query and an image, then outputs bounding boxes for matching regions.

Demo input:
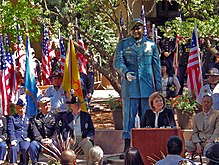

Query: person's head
[129,18,144,40]
[15,99,26,116]
[161,61,170,76]
[124,147,144,165]
[49,70,63,87]
[148,92,166,111]
[89,145,104,165]
[39,97,51,114]
[205,68,219,87]
[206,142,219,165]
[201,94,213,113]
[66,96,81,114]
[167,136,183,155]
[60,149,76,165]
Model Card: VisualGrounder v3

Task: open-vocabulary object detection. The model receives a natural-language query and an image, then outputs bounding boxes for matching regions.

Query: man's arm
[209,112,219,142]
[113,40,129,77]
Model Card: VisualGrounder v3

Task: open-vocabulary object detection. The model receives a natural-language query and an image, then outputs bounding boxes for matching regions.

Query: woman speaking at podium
[141,92,176,128]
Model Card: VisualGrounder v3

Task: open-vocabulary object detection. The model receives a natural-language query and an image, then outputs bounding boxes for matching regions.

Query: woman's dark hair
[124,147,145,165]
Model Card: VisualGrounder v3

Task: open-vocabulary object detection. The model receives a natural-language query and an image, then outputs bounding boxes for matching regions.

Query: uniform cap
[16,99,26,107]
[66,96,81,104]
[39,97,50,104]
[206,68,219,76]
[129,18,144,31]
[49,70,63,79]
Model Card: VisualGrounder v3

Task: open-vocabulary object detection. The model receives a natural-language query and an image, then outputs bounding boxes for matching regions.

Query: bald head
[60,150,76,165]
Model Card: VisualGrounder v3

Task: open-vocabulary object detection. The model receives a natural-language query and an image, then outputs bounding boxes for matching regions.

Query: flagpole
[194,22,203,87]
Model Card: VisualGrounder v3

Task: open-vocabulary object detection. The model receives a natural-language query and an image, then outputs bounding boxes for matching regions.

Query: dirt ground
[90,103,115,130]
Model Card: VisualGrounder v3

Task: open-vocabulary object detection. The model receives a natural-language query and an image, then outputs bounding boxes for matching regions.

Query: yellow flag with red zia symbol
[62,39,87,112]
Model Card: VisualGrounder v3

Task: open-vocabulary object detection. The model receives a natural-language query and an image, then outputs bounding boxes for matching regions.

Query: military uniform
[177,41,190,94]
[0,116,7,161]
[7,114,31,165]
[160,37,176,74]
[29,111,58,163]
[114,33,162,140]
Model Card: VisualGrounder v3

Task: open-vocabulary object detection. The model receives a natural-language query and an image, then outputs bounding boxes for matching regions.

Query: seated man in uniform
[0,115,7,164]
[29,97,58,164]
[186,95,219,155]
[60,96,95,164]
[8,98,31,165]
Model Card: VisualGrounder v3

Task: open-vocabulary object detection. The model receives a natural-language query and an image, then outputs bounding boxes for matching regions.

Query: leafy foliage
[106,94,122,110]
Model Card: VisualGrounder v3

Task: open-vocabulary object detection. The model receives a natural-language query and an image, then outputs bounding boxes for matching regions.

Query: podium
[131,128,185,165]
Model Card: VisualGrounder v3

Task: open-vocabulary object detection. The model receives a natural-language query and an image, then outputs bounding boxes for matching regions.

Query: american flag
[186,24,202,98]
[140,5,147,37]
[77,33,88,74]
[41,24,52,85]
[60,35,66,74]
[0,35,10,115]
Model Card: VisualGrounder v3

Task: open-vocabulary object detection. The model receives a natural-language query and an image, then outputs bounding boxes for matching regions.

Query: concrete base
[94,130,123,154]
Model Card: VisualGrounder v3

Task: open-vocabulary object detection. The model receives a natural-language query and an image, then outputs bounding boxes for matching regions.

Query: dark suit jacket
[7,114,31,142]
[0,116,7,141]
[31,111,58,141]
[60,111,95,141]
[141,108,176,128]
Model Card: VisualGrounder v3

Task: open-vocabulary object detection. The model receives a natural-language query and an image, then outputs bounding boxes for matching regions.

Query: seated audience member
[186,94,219,155]
[8,99,31,165]
[60,149,76,165]
[29,97,59,164]
[156,136,194,165]
[141,92,176,128]
[60,96,95,164]
[89,145,104,165]
[161,61,181,99]
[206,142,219,165]
[196,67,219,110]
[0,115,7,164]
[124,147,144,165]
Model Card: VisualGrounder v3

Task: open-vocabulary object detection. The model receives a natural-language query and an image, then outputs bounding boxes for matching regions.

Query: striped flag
[186,24,202,98]
[77,33,88,74]
[60,35,66,74]
[5,35,18,104]
[0,35,10,115]
[41,24,52,85]
[140,5,147,37]
[62,39,87,112]
[24,34,37,117]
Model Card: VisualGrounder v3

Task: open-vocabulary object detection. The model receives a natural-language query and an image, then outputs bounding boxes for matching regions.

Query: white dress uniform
[44,85,68,112]
[196,83,219,110]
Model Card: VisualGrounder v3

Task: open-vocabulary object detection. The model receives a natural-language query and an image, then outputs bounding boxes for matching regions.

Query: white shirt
[44,85,68,112]
[196,83,219,110]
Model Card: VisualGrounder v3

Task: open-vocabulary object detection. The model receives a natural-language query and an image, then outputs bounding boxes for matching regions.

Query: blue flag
[24,35,37,117]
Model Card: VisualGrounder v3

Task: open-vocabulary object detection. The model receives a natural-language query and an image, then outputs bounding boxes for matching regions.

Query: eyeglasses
[132,25,142,31]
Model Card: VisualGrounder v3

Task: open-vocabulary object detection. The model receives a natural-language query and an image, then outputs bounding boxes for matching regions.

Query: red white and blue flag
[186,24,202,98]
[0,35,10,115]
[77,33,88,74]
[41,24,52,85]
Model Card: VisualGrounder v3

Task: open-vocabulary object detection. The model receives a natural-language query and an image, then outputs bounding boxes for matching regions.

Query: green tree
[1,0,219,95]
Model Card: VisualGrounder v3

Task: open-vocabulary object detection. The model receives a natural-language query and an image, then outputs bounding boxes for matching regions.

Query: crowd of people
[0,16,219,165]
